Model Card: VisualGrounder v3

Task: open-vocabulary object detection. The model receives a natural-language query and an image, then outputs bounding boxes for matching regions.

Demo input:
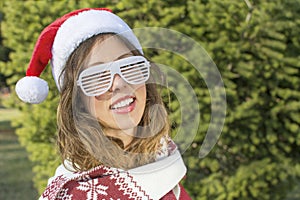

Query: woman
[16,8,191,200]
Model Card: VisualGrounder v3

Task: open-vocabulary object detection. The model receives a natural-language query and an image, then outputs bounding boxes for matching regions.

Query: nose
[110,74,127,92]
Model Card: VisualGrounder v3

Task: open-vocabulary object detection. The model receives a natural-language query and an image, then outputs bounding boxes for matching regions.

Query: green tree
[0,0,115,193]
[182,0,300,199]
[114,0,300,198]
[1,0,299,199]
[0,10,11,89]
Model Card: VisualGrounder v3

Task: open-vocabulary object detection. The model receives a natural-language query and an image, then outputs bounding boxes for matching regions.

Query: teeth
[111,98,134,109]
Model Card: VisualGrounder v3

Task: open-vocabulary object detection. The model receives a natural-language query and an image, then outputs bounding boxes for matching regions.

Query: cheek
[92,99,112,127]
[92,93,112,115]
[93,98,109,114]
[135,84,147,123]
[136,84,146,96]
[88,96,109,119]
[135,84,147,105]
[95,93,112,101]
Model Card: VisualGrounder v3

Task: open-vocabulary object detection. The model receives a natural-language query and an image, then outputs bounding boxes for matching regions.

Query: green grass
[0,108,39,199]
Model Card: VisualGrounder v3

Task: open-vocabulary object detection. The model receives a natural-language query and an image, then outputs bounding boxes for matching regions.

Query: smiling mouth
[110,97,135,110]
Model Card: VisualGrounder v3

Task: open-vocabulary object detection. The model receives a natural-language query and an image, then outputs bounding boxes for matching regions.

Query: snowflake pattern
[42,175,68,200]
[76,179,108,200]
[57,188,73,200]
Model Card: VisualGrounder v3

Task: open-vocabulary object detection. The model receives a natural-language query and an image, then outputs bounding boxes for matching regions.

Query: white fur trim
[15,76,49,104]
[51,10,143,90]
[173,184,181,199]
[128,150,186,199]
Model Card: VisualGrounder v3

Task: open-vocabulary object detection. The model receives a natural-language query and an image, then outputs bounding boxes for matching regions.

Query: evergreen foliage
[0,0,299,198]
[0,9,10,88]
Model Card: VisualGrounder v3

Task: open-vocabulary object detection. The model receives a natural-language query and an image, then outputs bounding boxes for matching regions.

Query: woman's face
[85,36,147,140]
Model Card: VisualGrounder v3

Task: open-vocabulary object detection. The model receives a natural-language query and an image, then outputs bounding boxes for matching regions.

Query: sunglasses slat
[123,70,149,80]
[126,75,147,81]
[121,65,147,73]
[81,76,111,86]
[128,78,145,84]
[120,62,145,70]
[81,71,111,82]
[82,79,110,88]
[84,84,110,93]
[86,87,108,95]
[124,75,147,83]
[122,67,148,75]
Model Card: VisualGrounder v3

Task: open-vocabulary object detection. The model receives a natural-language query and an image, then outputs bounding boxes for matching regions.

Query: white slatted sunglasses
[77,56,150,96]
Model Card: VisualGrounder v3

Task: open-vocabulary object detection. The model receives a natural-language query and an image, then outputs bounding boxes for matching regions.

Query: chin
[114,120,140,130]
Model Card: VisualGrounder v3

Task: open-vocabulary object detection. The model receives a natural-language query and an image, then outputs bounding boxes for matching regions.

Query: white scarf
[40,138,186,200]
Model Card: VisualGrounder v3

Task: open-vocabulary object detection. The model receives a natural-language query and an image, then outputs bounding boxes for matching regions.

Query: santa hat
[15,8,143,104]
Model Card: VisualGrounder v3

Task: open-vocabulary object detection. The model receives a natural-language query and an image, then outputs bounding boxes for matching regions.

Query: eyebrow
[88,53,134,67]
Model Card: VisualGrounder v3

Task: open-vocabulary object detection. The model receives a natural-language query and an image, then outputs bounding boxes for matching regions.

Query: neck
[104,127,135,148]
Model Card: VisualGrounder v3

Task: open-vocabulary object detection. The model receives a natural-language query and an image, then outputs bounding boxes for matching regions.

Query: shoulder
[39,164,145,200]
[46,161,76,185]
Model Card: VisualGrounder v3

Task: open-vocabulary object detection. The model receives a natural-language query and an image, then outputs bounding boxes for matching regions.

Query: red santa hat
[15,8,143,104]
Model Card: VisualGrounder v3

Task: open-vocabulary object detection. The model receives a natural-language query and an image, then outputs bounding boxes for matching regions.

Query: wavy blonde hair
[57,34,169,171]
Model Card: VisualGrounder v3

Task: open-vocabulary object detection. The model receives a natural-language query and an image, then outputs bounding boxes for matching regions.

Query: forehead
[87,35,132,66]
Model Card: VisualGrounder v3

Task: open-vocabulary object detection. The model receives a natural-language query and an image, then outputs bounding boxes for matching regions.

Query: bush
[1,0,299,198]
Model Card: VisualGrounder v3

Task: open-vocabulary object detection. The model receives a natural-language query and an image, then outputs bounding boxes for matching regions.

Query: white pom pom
[15,76,49,104]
